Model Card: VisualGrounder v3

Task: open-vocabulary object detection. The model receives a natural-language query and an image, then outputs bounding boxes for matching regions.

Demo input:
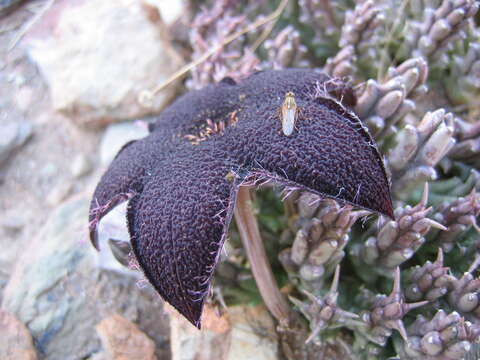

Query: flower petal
[248,96,393,218]
[88,137,165,249]
[126,152,238,328]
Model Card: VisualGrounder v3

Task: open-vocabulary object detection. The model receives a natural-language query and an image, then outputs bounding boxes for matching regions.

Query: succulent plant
[352,184,447,276]
[185,0,262,90]
[355,268,429,346]
[264,25,309,69]
[433,189,480,252]
[448,270,480,321]
[289,266,359,344]
[92,0,480,358]
[404,248,455,302]
[280,197,371,291]
[402,0,479,64]
[325,0,385,79]
[448,117,480,168]
[397,309,480,359]
[353,57,429,140]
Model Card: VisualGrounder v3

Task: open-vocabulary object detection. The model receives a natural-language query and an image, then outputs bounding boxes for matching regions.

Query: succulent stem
[234,185,293,327]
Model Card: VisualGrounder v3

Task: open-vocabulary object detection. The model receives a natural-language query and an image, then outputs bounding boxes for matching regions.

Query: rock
[26,0,184,128]
[144,0,185,25]
[94,314,157,360]
[1,194,170,360]
[169,304,279,360]
[0,0,24,16]
[227,306,279,360]
[95,201,137,275]
[0,209,25,232]
[46,182,73,206]
[40,162,58,178]
[14,86,34,113]
[0,121,32,166]
[168,305,231,360]
[7,72,26,87]
[100,121,149,166]
[70,154,92,178]
[0,309,38,360]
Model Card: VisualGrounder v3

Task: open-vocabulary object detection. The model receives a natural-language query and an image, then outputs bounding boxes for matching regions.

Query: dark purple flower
[89,69,393,328]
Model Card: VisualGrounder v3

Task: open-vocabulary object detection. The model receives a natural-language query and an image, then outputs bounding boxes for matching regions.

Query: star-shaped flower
[89,69,393,328]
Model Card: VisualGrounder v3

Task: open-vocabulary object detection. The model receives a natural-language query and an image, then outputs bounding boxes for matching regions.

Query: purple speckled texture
[89,69,393,328]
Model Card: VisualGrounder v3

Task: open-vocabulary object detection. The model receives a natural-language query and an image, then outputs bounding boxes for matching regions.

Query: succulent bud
[338,1,383,50]
[324,45,357,79]
[401,310,480,359]
[187,4,261,90]
[282,198,370,290]
[289,266,358,344]
[355,58,428,138]
[448,272,480,320]
[445,27,480,105]
[388,110,456,198]
[356,268,428,345]
[264,26,309,70]
[405,248,455,302]
[108,238,133,268]
[417,167,480,206]
[404,0,479,64]
[433,189,480,252]
[448,117,480,168]
[299,0,341,46]
[357,184,446,270]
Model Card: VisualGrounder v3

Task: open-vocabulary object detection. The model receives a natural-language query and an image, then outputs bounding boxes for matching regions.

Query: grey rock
[143,0,185,25]
[100,121,149,167]
[40,162,58,178]
[169,305,278,360]
[0,309,38,360]
[95,201,137,275]
[0,0,24,15]
[1,195,170,360]
[7,73,26,87]
[46,182,73,207]
[25,0,184,127]
[14,87,35,113]
[93,314,157,360]
[70,154,92,178]
[0,209,25,232]
[0,121,32,166]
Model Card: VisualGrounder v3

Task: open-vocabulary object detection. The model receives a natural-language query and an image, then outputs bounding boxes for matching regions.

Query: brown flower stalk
[234,185,293,327]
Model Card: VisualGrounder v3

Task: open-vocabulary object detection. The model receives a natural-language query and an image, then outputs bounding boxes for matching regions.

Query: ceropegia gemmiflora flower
[89,69,392,328]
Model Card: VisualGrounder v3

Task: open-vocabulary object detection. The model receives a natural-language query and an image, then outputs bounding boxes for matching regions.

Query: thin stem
[234,185,293,327]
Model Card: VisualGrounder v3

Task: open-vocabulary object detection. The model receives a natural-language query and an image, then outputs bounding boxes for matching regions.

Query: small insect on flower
[281,91,298,136]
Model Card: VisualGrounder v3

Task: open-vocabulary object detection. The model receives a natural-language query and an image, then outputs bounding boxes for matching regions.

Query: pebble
[94,314,157,360]
[0,309,38,360]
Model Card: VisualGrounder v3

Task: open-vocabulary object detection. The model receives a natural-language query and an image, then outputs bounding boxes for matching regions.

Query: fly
[281,91,297,136]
